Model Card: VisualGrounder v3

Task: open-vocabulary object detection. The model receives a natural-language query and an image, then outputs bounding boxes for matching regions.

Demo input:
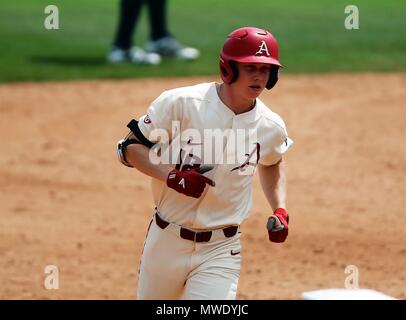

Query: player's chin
[247,86,264,98]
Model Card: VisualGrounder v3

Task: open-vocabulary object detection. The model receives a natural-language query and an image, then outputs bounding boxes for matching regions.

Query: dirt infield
[1,74,405,299]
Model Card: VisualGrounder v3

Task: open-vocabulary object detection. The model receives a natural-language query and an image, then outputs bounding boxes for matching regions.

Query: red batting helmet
[220,27,282,89]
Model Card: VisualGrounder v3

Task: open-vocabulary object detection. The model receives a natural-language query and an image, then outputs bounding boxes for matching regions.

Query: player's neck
[217,83,256,115]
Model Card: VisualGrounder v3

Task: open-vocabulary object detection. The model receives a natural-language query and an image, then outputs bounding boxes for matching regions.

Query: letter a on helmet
[256,41,271,56]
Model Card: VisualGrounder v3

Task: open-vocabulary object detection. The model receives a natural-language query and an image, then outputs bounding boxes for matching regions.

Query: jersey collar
[211,82,261,126]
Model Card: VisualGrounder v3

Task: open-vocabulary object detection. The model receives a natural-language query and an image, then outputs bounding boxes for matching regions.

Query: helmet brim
[234,55,282,67]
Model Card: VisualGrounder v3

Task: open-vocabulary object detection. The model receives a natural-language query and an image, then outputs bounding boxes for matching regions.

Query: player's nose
[253,70,267,82]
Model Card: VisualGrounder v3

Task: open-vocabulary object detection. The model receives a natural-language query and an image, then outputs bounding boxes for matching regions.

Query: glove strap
[273,208,289,225]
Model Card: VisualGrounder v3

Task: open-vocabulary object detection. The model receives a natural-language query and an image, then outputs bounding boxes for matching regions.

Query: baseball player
[117,27,293,299]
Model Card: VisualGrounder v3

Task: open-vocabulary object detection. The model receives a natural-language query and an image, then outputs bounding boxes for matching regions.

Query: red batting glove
[267,208,289,243]
[166,167,215,198]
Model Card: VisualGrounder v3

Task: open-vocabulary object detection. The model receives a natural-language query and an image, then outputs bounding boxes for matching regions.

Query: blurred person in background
[107,0,200,65]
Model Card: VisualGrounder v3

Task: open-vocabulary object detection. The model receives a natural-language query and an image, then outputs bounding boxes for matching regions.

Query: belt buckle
[196,231,212,242]
[179,227,212,242]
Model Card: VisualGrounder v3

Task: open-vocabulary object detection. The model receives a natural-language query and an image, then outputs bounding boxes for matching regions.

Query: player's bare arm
[258,158,290,243]
[122,132,172,182]
[258,158,287,211]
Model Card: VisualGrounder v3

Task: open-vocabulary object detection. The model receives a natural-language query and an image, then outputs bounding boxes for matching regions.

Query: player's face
[235,62,271,99]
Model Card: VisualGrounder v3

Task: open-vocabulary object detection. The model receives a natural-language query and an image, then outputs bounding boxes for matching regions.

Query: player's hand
[166,165,215,198]
[267,208,289,243]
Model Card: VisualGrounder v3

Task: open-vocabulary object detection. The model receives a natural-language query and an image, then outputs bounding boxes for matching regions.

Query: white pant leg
[136,216,194,300]
[182,272,239,300]
[181,234,242,300]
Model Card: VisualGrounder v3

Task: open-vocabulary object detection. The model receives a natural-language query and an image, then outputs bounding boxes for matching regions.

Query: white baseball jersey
[137,82,293,229]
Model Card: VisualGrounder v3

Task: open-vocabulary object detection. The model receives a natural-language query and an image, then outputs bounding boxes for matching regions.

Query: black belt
[155,213,238,243]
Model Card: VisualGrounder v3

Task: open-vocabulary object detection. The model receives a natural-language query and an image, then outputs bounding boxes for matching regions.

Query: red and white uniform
[136,82,292,299]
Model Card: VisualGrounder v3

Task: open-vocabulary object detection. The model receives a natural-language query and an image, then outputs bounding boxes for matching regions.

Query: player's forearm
[258,158,287,211]
[125,144,172,182]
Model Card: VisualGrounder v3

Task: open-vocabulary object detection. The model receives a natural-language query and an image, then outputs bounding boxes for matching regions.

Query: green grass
[0,0,405,82]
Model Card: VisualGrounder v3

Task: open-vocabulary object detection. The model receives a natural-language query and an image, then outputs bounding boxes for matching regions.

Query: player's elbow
[116,137,144,168]
[116,139,132,167]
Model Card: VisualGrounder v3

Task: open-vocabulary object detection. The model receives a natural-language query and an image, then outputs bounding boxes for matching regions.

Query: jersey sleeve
[137,90,182,144]
[259,118,293,166]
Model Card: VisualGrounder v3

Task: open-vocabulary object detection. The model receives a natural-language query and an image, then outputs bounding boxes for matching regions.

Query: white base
[301,288,397,300]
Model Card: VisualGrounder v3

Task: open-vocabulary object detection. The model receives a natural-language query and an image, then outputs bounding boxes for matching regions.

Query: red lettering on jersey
[231,143,261,173]
[144,115,151,124]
